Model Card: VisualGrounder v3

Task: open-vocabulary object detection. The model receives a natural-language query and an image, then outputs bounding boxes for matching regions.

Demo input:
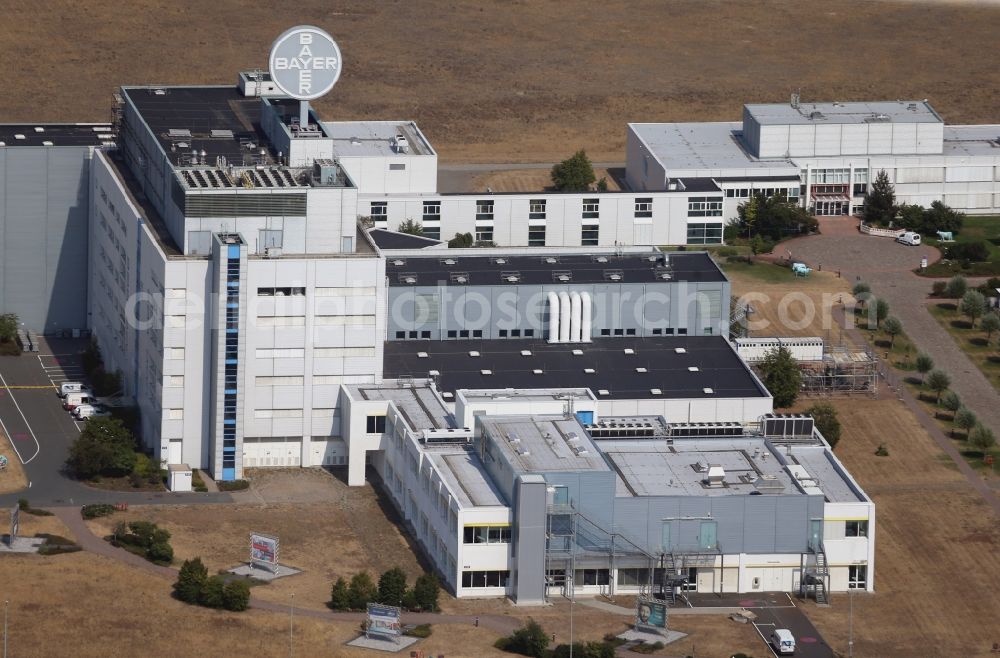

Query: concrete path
[771,217,1000,443]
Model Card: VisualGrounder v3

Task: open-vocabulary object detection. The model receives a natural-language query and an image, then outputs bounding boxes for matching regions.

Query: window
[528,225,546,247]
[853,183,867,197]
[461,570,510,588]
[617,568,668,586]
[581,223,599,246]
[167,409,184,420]
[475,200,494,221]
[447,330,457,338]
[600,329,611,336]
[511,329,521,337]
[524,329,534,337]
[389,163,406,171]
[256,287,306,296]
[582,198,600,219]
[574,569,610,586]
[459,330,469,338]
[420,330,431,339]
[423,225,440,240]
[475,225,493,243]
[687,196,723,217]
[366,415,387,434]
[848,565,867,589]
[472,329,483,338]
[634,198,652,218]
[395,331,405,339]
[422,201,440,222]
[529,199,546,220]
[498,329,508,338]
[625,328,636,336]
[845,520,869,537]
[408,331,418,339]
[463,525,511,544]
[687,222,723,245]
[370,201,387,222]
[812,168,851,184]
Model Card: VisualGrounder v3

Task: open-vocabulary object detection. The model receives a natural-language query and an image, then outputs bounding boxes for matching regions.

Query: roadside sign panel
[366,603,402,639]
[250,532,279,569]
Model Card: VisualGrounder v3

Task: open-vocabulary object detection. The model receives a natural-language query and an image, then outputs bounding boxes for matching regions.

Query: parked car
[74,404,110,420]
[896,231,921,246]
[63,392,96,411]
[770,628,796,654]
[59,382,88,398]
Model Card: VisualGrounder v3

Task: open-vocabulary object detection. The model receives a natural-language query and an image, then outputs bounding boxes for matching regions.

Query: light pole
[4,599,8,658]
[289,592,294,658]
[848,587,854,658]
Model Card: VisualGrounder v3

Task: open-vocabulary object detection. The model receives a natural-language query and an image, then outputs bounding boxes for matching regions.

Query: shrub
[223,580,251,612]
[148,541,174,565]
[23,507,53,517]
[37,534,81,556]
[945,241,990,263]
[716,247,738,258]
[191,471,208,493]
[875,443,890,457]
[175,558,208,604]
[553,642,615,658]
[377,567,408,607]
[81,503,116,519]
[217,479,249,492]
[348,572,377,611]
[954,407,977,437]
[404,624,433,639]
[199,575,226,608]
[329,577,351,611]
[805,402,842,449]
[496,618,549,657]
[66,416,136,479]
[931,281,947,297]
[940,391,962,418]
[960,290,987,327]
[969,423,997,457]
[915,353,934,383]
[129,472,145,488]
[412,573,440,612]
[945,275,968,299]
[17,498,29,511]
[630,642,665,655]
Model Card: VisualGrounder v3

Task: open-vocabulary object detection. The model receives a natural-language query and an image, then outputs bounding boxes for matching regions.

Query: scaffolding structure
[797,342,878,397]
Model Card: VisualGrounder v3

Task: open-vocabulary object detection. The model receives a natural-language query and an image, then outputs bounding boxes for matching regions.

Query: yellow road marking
[0,385,56,389]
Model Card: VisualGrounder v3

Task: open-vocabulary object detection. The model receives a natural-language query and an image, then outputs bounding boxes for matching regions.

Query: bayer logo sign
[268,26,343,101]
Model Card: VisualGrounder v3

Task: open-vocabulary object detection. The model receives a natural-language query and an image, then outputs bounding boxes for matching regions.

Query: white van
[59,382,88,398]
[770,628,796,654]
[896,231,921,246]
[63,392,96,411]
[74,404,110,420]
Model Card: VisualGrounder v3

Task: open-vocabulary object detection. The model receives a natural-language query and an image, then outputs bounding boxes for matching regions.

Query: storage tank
[569,292,582,343]
[581,292,592,343]
[558,292,571,343]
[547,291,560,343]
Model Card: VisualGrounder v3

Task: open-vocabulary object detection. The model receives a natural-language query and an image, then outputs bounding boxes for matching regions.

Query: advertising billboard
[9,504,18,544]
[636,598,668,630]
[250,532,279,568]
[268,26,343,101]
[366,603,402,639]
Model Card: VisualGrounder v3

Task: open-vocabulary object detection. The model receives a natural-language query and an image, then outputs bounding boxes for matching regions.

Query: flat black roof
[369,228,442,250]
[0,124,112,147]
[675,178,722,193]
[713,175,801,183]
[124,86,275,164]
[384,336,769,400]
[387,251,725,287]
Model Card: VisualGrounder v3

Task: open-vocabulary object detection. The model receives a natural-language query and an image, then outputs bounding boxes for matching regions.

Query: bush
[23,507,53,517]
[38,544,83,556]
[223,580,251,611]
[199,575,226,608]
[946,275,969,299]
[378,567,408,607]
[329,577,351,611]
[191,471,208,493]
[17,498,29,511]
[630,642,665,655]
[496,618,549,657]
[66,416,137,479]
[550,150,595,192]
[148,541,174,565]
[81,503,116,519]
[716,247,738,258]
[553,642,615,658]
[348,572,378,611]
[412,573,440,612]
[931,281,947,297]
[175,558,208,604]
[875,443,890,457]
[805,402,842,449]
[404,624,433,639]
[945,241,990,263]
[217,479,249,492]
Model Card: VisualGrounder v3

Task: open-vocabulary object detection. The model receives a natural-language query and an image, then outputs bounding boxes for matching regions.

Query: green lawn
[921,215,1000,276]
[715,259,801,283]
[927,302,1000,389]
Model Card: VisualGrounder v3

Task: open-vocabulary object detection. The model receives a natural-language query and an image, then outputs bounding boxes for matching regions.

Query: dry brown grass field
[1,2,998,162]
[0,428,28,493]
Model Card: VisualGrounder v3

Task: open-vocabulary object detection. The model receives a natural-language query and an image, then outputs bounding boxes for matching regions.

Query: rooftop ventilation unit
[211,129,235,139]
[442,258,457,266]
[451,273,469,284]
[597,389,610,396]
[393,134,409,153]
[693,461,708,473]
[674,347,686,354]
[808,111,824,120]
[583,368,595,374]
[605,270,624,282]
[572,349,584,356]
[554,272,572,282]
[650,388,662,395]
[417,352,429,358]
[761,413,815,439]
[659,272,672,281]
[706,465,726,487]
[494,258,507,265]
[533,369,543,375]
[428,369,439,376]
[42,141,53,146]
[33,127,44,133]
[544,257,559,264]
[688,366,699,372]
[469,351,480,357]
[635,367,648,373]
[521,350,532,356]
[502,272,521,283]
[623,348,635,355]
[14,134,25,140]
[703,387,714,394]
[481,369,492,375]
[391,259,406,266]
[168,128,192,138]
[594,255,609,263]
[400,275,417,285]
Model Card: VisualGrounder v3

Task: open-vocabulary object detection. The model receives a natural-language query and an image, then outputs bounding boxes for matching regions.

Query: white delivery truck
[770,628,796,654]
[896,231,921,246]
[63,392,96,411]
[59,382,88,398]
[74,404,111,420]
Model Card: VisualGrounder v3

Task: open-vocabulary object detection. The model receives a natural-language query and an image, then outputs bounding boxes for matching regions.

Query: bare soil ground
[84,469,426,611]
[799,398,1000,657]
[0,427,28,494]
[1,2,999,163]
[471,167,622,193]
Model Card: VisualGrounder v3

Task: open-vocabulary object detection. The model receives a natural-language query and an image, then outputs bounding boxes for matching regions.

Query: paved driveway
[772,217,1000,441]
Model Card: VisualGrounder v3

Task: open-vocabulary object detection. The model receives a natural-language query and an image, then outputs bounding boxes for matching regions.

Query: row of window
[462,525,511,544]
[366,415,387,434]
[257,287,306,297]
[687,223,723,245]
[687,197,723,218]
[372,197,662,224]
[724,187,800,199]
[461,570,510,589]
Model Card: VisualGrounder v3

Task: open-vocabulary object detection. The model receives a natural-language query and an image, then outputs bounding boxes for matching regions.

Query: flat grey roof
[482,415,610,474]
[604,439,795,497]
[348,382,452,430]
[744,101,941,126]
[324,120,435,157]
[630,122,799,172]
[786,446,864,503]
[942,125,1000,157]
[428,451,506,507]
[0,123,113,147]
[459,388,595,403]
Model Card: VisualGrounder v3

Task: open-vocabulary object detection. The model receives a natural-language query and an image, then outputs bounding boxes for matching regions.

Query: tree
[863,170,896,225]
[348,571,377,611]
[749,234,767,261]
[940,390,962,420]
[499,618,550,658]
[148,541,174,564]
[377,567,408,607]
[915,352,934,383]
[959,290,987,328]
[926,369,951,403]
[412,573,440,612]
[448,232,474,248]
[199,575,226,608]
[873,298,890,329]
[397,219,425,236]
[223,580,251,612]
[759,346,801,408]
[65,416,136,479]
[735,192,817,242]
[0,313,17,343]
[945,275,968,299]
[954,406,977,439]
[550,150,595,192]
[924,200,965,235]
[174,558,208,604]
[329,577,351,611]
[852,282,871,308]
[981,313,1000,341]
[882,316,903,346]
[805,402,842,449]
[969,423,996,458]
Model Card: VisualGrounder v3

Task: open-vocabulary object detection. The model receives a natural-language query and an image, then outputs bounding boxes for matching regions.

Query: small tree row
[925,375,996,458]
[329,567,439,612]
[174,558,250,611]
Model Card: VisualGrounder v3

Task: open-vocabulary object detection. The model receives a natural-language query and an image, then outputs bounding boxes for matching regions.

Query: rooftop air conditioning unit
[393,134,409,153]
[706,465,725,487]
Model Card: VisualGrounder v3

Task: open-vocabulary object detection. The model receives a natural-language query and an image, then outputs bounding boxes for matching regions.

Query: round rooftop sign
[268,25,343,101]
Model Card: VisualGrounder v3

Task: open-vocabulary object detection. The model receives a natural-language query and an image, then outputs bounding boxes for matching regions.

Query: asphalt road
[0,338,229,507]
[751,603,835,658]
